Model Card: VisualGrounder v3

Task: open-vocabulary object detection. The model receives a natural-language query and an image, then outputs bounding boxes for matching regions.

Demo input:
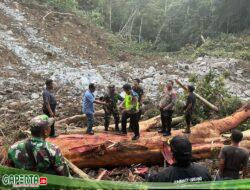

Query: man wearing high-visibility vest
[120,84,140,140]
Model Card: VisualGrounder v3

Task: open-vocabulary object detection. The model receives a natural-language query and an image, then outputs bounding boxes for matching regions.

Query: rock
[0,24,8,30]
[244,90,250,97]
[146,66,156,75]
[12,2,20,10]
[0,91,6,95]
[5,89,13,93]
[31,93,39,99]
[0,107,8,114]
[236,69,243,75]
[197,57,203,61]
[8,109,16,114]
[6,30,13,35]
[8,101,22,108]
[184,65,189,70]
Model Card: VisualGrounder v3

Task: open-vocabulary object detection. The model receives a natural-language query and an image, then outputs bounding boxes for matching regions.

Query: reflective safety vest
[124,91,139,111]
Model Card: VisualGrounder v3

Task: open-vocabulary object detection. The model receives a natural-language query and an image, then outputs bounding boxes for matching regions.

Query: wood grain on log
[48,106,250,168]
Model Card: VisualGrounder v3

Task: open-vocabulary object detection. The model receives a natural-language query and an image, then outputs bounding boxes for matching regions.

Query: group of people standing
[158,81,196,136]
[82,79,196,140]
[82,79,144,140]
[40,78,196,140]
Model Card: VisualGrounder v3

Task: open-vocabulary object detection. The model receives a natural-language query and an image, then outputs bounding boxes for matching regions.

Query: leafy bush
[238,120,250,132]
[107,36,153,58]
[191,34,249,60]
[89,11,105,27]
[238,51,250,60]
[47,0,78,12]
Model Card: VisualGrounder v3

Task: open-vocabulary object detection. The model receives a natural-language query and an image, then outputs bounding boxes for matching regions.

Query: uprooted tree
[47,104,250,168]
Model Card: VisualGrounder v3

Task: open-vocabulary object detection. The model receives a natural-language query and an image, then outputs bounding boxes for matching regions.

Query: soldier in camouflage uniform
[7,115,70,176]
[101,85,123,132]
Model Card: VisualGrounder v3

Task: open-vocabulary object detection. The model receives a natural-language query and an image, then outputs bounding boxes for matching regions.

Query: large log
[48,106,250,168]
[61,115,185,134]
[175,79,219,112]
[55,110,105,127]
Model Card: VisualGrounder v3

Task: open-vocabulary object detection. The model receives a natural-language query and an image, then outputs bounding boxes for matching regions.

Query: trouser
[122,112,140,136]
[43,108,56,136]
[129,109,142,130]
[185,112,192,127]
[137,109,142,120]
[86,114,94,133]
[104,110,120,130]
[160,110,173,133]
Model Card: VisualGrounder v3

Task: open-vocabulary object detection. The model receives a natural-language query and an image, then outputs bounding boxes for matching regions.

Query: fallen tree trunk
[55,110,105,127]
[175,79,219,112]
[48,106,250,168]
[61,115,185,134]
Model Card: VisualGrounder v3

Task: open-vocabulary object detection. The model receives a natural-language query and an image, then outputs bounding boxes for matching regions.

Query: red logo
[39,177,47,185]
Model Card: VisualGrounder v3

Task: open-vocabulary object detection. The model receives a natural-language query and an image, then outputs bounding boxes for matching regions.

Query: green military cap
[30,115,54,129]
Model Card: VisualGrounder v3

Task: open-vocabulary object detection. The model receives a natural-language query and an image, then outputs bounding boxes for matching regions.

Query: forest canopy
[74,0,250,51]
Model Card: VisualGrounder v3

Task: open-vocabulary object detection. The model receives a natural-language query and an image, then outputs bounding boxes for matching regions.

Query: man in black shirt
[42,79,57,137]
[147,136,212,183]
[132,79,144,120]
[183,85,196,134]
[218,130,249,180]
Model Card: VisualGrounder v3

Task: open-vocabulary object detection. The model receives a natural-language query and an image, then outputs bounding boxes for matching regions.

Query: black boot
[158,129,165,133]
[132,135,140,140]
[50,125,58,137]
[115,126,120,132]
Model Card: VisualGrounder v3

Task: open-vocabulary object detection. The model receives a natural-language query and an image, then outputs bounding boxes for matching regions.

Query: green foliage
[194,34,250,60]
[74,0,250,52]
[27,0,249,56]
[107,36,153,58]
[174,34,250,61]
[88,10,105,27]
[238,51,250,60]
[47,0,78,12]
[238,120,250,132]
[175,72,242,125]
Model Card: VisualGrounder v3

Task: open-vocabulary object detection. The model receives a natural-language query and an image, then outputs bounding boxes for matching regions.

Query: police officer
[158,81,177,136]
[102,85,123,132]
[132,79,144,119]
[7,115,70,176]
[120,84,140,140]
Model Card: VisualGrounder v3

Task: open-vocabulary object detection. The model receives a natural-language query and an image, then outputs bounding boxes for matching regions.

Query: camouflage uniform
[7,115,70,176]
[103,92,123,131]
